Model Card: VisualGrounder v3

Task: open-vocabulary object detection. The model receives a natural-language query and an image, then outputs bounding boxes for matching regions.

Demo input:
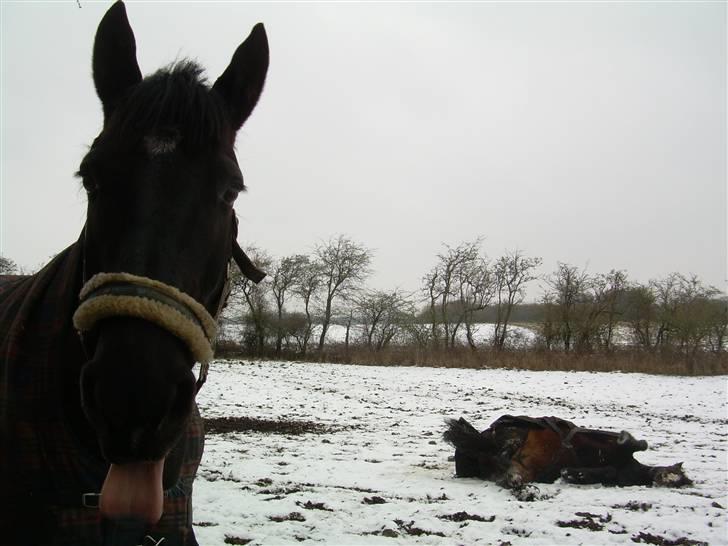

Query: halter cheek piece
[72,228,265,392]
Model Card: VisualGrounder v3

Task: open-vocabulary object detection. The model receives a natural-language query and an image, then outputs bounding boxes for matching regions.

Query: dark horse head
[72,1,268,523]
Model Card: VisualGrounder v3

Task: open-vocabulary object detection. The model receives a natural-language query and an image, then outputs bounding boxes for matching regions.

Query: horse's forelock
[108,60,230,153]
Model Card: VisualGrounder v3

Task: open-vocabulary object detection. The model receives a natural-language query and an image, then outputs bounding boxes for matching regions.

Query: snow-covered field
[317,323,539,349]
[193,361,727,545]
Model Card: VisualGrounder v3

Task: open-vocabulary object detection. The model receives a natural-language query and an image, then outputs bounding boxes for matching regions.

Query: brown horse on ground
[444,415,691,490]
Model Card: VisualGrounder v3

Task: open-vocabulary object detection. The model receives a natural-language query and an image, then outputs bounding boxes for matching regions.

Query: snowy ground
[318,323,539,349]
[192,360,727,545]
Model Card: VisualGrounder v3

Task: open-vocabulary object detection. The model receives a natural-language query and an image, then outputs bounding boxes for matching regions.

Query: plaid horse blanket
[0,239,204,546]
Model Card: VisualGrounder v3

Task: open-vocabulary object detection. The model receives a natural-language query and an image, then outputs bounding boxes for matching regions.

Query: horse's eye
[220,174,244,206]
[221,188,240,206]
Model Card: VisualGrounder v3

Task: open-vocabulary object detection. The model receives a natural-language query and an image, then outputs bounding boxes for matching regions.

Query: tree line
[214,236,727,359]
[2,240,725,362]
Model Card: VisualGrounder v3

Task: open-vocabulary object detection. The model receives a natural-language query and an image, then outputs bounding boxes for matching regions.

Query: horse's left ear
[92,1,142,120]
[212,23,269,132]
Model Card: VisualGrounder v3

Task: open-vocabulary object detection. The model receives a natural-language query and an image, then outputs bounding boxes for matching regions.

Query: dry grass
[217,342,728,376]
[339,347,728,376]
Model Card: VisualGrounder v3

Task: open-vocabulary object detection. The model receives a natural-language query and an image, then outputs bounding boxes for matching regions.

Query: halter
[72,221,264,392]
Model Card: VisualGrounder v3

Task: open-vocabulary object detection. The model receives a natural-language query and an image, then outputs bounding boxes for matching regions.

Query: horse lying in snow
[444,415,691,489]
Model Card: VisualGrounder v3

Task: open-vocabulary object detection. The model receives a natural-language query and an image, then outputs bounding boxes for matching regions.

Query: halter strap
[75,219,265,391]
[73,272,218,368]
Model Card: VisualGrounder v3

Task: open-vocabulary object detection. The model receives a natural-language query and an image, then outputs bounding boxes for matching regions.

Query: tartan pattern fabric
[0,240,204,545]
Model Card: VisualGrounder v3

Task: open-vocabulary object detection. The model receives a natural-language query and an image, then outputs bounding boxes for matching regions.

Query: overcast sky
[1,1,726,299]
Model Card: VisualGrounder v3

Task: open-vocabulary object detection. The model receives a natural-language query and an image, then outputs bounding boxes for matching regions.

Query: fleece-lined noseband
[73,272,220,365]
[72,225,265,390]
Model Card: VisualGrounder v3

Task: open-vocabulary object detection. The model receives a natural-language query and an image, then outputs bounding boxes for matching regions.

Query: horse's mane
[108,60,229,151]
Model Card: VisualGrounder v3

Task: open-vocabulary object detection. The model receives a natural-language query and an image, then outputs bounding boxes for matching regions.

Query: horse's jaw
[100,459,165,524]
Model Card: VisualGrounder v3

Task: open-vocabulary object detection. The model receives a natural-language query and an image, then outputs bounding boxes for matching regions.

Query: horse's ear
[92,1,142,119]
[212,23,269,132]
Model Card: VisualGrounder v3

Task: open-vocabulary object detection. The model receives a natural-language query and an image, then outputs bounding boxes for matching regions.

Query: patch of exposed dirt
[370,520,446,538]
[268,512,306,523]
[631,532,708,546]
[296,500,333,511]
[613,501,653,512]
[556,512,612,532]
[204,416,339,435]
[438,511,496,523]
[224,536,252,545]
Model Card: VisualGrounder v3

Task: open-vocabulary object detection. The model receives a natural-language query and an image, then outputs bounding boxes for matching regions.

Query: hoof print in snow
[269,511,306,523]
[501,526,532,538]
[362,496,387,505]
[438,511,495,523]
[631,532,708,545]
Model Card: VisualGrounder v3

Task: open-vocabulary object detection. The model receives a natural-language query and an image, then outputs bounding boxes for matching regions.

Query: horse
[444,415,691,492]
[0,2,268,544]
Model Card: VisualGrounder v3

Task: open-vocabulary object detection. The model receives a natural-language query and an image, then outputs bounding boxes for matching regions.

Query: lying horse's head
[71,1,268,522]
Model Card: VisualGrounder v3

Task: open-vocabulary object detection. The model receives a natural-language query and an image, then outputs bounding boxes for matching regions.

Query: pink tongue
[100,460,165,524]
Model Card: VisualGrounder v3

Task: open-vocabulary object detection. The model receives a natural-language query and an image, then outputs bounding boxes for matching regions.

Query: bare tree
[291,256,322,356]
[423,267,443,348]
[706,297,728,354]
[357,289,414,351]
[541,263,590,352]
[589,270,627,351]
[670,274,720,355]
[230,247,273,355]
[492,251,541,351]
[457,255,496,350]
[624,284,658,350]
[650,273,682,349]
[270,254,307,355]
[314,235,372,352]
[0,255,18,275]
[422,239,483,349]
[625,274,724,355]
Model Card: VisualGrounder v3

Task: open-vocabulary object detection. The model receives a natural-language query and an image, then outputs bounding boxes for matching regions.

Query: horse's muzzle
[79,317,196,462]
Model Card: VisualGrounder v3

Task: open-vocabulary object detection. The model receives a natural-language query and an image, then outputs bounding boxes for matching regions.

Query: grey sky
[1,1,726,300]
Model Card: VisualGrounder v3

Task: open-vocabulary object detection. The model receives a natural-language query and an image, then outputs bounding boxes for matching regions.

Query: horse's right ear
[92,1,142,120]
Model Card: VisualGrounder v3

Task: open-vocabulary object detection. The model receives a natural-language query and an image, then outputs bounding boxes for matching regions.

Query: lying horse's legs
[617,430,648,452]
[561,466,618,485]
